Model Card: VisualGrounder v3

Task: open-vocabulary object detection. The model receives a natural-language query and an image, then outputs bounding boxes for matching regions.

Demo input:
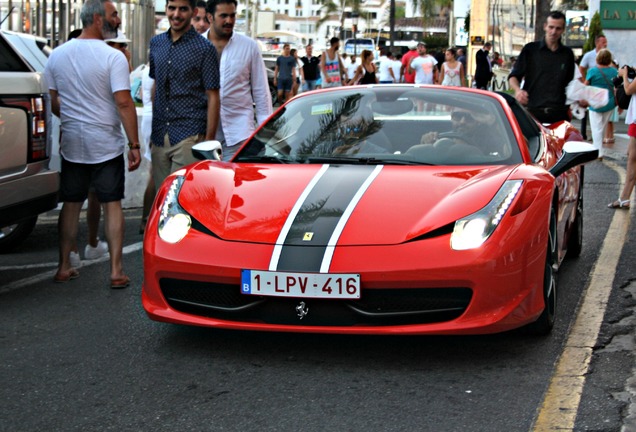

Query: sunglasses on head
[451,111,475,122]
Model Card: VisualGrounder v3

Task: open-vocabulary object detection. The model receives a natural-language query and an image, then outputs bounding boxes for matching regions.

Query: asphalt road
[1,157,635,431]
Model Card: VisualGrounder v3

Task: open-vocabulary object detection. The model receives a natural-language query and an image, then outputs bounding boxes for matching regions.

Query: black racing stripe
[275,165,377,272]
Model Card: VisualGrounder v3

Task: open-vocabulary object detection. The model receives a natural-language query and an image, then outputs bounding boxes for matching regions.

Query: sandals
[608,199,630,209]
[110,275,131,289]
[53,268,79,283]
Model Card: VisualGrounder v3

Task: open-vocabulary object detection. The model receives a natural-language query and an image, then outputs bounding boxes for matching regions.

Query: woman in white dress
[438,47,465,87]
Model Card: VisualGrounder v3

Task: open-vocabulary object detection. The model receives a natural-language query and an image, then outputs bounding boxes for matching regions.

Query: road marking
[0,241,143,295]
[533,161,630,430]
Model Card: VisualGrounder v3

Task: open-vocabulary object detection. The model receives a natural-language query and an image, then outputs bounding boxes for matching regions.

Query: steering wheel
[437,131,472,146]
[436,131,485,158]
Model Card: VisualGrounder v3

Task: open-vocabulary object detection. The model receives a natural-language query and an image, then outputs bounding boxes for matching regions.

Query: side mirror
[192,140,223,161]
[549,141,598,178]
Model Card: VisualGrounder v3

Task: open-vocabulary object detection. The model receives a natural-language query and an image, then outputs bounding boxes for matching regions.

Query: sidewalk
[571,116,630,161]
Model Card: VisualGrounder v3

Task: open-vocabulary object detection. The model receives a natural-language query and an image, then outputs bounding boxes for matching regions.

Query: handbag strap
[597,67,617,105]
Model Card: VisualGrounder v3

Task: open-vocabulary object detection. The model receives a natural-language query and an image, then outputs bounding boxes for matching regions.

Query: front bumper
[142,222,548,335]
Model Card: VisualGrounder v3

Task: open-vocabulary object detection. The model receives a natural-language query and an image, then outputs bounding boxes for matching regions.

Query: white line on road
[533,161,630,430]
[0,241,143,295]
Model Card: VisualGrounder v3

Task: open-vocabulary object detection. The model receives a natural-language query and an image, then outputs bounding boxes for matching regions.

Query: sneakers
[69,251,81,268]
[84,239,109,260]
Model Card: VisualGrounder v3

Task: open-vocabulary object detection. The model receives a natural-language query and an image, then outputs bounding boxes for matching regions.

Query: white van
[343,38,376,58]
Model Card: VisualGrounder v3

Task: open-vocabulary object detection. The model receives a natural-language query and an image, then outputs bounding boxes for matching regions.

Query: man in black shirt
[300,44,321,91]
[508,11,577,124]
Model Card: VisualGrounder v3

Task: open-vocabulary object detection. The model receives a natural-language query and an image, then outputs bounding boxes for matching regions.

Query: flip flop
[110,275,130,289]
[608,199,630,209]
[53,268,79,283]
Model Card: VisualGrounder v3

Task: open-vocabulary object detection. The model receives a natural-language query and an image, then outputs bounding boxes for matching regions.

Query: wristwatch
[128,142,141,150]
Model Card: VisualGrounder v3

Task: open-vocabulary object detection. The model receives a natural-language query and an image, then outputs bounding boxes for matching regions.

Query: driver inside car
[419,107,501,156]
[421,108,480,145]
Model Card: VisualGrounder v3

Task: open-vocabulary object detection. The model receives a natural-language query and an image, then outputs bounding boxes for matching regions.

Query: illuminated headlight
[451,180,523,250]
[158,170,192,244]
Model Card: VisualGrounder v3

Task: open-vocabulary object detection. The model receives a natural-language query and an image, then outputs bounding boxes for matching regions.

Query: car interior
[240,88,525,166]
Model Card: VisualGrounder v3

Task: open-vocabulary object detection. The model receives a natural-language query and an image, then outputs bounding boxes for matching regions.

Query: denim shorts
[277,77,293,91]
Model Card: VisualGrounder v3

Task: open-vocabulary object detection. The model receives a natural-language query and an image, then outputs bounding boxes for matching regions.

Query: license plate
[241,270,360,299]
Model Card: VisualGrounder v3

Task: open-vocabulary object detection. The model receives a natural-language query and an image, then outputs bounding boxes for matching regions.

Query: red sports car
[142,85,597,335]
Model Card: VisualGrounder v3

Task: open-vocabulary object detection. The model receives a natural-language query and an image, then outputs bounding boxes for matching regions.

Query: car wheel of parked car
[526,208,558,335]
[0,217,37,252]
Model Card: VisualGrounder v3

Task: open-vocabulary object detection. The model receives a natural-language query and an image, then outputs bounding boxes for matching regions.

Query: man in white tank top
[320,37,348,88]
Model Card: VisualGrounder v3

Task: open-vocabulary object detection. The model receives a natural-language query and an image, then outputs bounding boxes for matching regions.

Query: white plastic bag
[565,79,609,109]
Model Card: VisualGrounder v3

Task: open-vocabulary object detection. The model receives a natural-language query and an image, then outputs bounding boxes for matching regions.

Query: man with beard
[44,0,141,288]
[203,0,272,160]
[408,42,438,85]
[149,0,220,186]
[419,108,501,155]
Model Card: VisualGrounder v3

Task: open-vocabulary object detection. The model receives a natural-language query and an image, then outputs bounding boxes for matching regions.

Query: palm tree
[411,0,452,21]
[318,0,371,40]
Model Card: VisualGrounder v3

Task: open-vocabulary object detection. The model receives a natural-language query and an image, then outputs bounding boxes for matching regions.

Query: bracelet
[128,142,141,150]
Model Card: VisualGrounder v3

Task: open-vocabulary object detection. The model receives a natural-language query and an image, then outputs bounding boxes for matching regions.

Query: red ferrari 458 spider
[142,85,597,335]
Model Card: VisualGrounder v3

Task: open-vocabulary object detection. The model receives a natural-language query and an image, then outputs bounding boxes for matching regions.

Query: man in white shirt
[347,54,359,81]
[409,42,438,85]
[392,54,403,83]
[379,50,396,83]
[44,0,141,288]
[204,0,272,160]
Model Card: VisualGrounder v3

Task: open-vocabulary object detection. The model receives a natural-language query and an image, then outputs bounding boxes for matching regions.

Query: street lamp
[351,12,359,57]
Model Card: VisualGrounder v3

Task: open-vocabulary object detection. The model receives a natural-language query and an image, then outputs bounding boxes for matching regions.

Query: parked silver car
[0,31,58,251]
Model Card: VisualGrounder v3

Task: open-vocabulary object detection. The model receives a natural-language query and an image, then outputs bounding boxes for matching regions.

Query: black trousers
[527,106,571,125]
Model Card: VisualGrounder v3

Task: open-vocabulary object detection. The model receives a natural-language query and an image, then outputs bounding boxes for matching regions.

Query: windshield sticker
[311,103,333,115]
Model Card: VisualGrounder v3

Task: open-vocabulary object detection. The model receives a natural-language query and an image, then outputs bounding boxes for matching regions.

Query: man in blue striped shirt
[149,0,220,188]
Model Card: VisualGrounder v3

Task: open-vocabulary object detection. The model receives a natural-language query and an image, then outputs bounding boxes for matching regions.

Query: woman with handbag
[585,49,617,160]
[608,64,636,209]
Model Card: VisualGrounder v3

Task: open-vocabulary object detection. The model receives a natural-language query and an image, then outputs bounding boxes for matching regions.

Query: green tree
[464,10,470,34]
[411,0,451,18]
[583,11,602,53]
[318,0,370,40]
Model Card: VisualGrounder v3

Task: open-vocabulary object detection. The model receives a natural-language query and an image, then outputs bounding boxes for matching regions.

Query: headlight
[158,170,192,244]
[450,180,522,250]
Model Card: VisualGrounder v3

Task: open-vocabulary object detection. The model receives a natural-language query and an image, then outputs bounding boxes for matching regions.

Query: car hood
[178,162,518,246]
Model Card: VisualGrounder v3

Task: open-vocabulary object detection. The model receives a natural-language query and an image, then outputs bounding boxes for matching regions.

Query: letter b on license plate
[241,270,360,299]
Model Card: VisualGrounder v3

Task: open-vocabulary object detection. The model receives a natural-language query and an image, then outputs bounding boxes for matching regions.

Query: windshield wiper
[235,155,293,164]
[304,156,433,166]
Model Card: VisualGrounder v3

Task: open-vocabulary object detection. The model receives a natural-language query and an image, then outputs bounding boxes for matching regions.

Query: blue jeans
[302,80,320,92]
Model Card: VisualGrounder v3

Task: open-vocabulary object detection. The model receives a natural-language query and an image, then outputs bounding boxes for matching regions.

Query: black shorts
[60,154,125,203]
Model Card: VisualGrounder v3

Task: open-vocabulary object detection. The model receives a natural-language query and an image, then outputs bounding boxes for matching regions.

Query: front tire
[525,208,558,335]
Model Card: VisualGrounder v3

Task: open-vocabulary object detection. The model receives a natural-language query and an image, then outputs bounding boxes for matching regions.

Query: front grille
[160,278,472,327]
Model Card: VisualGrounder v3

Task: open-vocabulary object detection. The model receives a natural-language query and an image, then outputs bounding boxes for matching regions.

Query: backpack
[615,84,632,110]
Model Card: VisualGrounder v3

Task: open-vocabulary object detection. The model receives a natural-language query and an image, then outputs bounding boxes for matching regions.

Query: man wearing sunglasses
[420,108,503,155]
[421,109,480,145]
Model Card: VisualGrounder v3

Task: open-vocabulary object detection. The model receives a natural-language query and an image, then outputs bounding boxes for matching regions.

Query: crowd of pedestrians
[44,1,635,288]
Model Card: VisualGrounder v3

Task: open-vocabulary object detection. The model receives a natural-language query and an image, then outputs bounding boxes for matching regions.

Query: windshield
[236,87,523,166]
